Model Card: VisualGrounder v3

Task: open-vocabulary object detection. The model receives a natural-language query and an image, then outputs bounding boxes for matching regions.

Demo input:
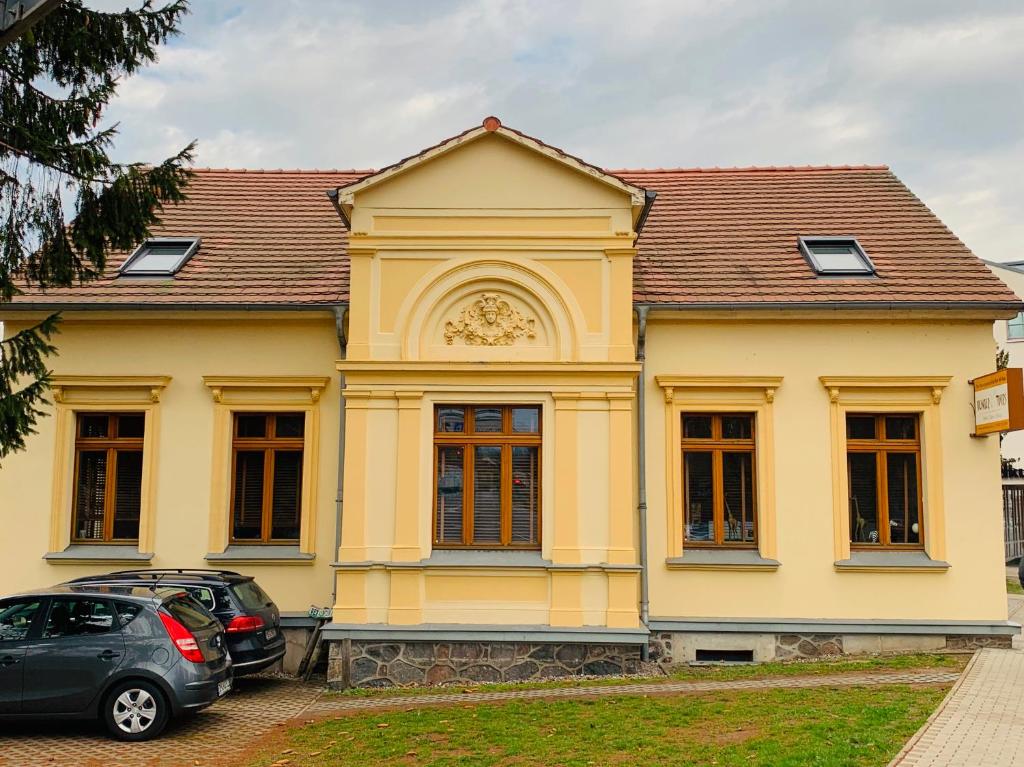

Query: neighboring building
[985,260,1024,468]
[2,118,1020,686]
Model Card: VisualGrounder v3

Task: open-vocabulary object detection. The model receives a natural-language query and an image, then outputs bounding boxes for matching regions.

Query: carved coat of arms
[443,293,536,346]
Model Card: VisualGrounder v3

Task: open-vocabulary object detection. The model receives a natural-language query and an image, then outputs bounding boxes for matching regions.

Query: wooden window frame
[71,413,145,544]
[432,405,542,550]
[846,413,924,550]
[680,413,758,549]
[229,412,305,545]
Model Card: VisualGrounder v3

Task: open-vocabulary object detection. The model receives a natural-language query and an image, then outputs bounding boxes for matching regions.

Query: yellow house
[2,117,1020,686]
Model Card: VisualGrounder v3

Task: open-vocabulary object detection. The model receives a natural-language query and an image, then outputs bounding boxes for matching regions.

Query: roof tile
[8,165,1017,308]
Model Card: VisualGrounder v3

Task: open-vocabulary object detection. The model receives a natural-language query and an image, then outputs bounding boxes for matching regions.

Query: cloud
[90,0,1023,262]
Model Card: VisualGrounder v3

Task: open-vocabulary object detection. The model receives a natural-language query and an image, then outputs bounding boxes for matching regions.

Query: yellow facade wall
[644,316,1007,623]
[0,314,341,614]
[332,130,645,629]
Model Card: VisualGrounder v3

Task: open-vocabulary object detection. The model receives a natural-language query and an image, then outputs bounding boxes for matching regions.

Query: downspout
[326,185,351,611]
[330,305,348,608]
[635,305,651,659]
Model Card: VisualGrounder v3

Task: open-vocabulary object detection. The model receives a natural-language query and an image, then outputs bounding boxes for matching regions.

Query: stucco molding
[203,377,326,558]
[333,119,647,212]
[50,375,171,404]
[442,291,537,346]
[656,375,783,404]
[648,618,1020,636]
[820,375,951,563]
[397,258,587,362]
[656,375,783,561]
[46,381,166,559]
[202,376,330,405]
[819,376,952,405]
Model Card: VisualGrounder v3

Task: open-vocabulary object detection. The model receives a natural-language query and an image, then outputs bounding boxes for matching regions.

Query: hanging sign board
[973,368,1024,436]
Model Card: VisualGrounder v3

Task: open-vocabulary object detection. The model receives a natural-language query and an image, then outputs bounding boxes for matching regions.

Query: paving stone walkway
[0,668,957,767]
[889,647,1024,766]
[306,668,960,716]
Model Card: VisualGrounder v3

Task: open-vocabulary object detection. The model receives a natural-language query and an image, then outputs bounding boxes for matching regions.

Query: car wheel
[103,680,169,741]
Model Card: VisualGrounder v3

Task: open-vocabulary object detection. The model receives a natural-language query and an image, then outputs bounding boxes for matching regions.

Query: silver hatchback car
[0,584,232,740]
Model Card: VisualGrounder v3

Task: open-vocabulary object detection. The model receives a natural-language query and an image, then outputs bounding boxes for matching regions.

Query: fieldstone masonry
[327,640,643,688]
[646,631,1012,669]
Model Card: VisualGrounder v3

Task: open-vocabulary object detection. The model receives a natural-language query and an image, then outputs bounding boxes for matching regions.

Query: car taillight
[225,615,266,633]
[159,611,205,663]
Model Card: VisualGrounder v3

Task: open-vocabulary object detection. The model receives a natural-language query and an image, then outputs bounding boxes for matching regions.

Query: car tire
[103,680,169,741]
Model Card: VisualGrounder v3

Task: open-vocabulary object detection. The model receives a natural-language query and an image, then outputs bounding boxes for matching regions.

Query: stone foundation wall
[327,639,643,688]
[648,631,1012,667]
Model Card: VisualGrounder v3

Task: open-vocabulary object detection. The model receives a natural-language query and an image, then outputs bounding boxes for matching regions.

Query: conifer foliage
[0,1,192,459]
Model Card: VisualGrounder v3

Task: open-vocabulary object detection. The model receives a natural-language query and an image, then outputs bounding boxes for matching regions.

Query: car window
[113,601,144,628]
[43,598,116,638]
[231,581,271,611]
[0,599,41,642]
[180,586,215,611]
[163,596,215,631]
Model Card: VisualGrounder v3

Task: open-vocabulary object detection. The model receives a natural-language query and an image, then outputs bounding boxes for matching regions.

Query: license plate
[265,627,278,641]
[217,679,232,697]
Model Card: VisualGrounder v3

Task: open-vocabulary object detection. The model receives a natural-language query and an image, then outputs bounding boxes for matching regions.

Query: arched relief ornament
[443,292,536,346]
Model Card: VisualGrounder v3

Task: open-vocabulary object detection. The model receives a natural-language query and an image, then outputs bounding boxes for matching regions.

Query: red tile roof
[7,164,1018,310]
[618,165,1018,306]
[9,169,365,308]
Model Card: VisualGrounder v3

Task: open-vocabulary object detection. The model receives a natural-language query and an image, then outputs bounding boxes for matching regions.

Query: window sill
[419,549,551,569]
[206,545,315,565]
[666,549,780,571]
[44,545,153,565]
[834,550,949,573]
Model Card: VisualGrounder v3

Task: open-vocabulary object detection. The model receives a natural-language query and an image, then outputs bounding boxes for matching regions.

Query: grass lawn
[254,684,947,767]
[1008,578,1024,596]
[332,652,963,699]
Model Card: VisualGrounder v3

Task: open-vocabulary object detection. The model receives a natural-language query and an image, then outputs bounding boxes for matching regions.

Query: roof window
[798,237,874,276]
[119,238,199,277]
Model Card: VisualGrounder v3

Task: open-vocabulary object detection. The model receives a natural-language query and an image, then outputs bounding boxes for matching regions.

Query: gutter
[632,300,1024,313]
[633,189,657,244]
[330,306,349,609]
[634,305,651,658]
[0,302,344,313]
[326,188,351,229]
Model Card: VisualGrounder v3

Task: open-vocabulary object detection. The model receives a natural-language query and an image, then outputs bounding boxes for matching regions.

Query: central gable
[339,118,643,365]
[339,117,646,237]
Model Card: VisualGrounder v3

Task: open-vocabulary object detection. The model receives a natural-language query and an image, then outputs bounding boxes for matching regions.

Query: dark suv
[68,570,285,675]
[0,585,231,740]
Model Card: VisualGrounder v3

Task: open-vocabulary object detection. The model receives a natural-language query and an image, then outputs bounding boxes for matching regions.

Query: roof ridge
[611,164,890,174]
[187,163,891,176]
[189,167,374,175]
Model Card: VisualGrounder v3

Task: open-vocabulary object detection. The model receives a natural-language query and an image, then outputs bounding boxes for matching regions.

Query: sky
[89,0,1024,263]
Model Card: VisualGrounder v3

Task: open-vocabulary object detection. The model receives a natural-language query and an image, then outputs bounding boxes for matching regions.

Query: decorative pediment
[443,292,536,347]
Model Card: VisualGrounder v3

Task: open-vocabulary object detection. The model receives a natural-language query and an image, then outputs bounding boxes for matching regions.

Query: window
[162,596,216,631]
[434,405,541,549]
[119,237,199,276]
[72,413,145,543]
[0,599,41,642]
[113,602,143,629]
[681,413,757,547]
[230,413,304,543]
[798,237,875,275]
[847,414,922,548]
[1009,312,1024,340]
[42,598,116,638]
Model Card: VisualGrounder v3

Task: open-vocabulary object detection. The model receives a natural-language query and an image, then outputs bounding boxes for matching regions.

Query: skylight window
[798,237,875,276]
[119,238,199,276]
